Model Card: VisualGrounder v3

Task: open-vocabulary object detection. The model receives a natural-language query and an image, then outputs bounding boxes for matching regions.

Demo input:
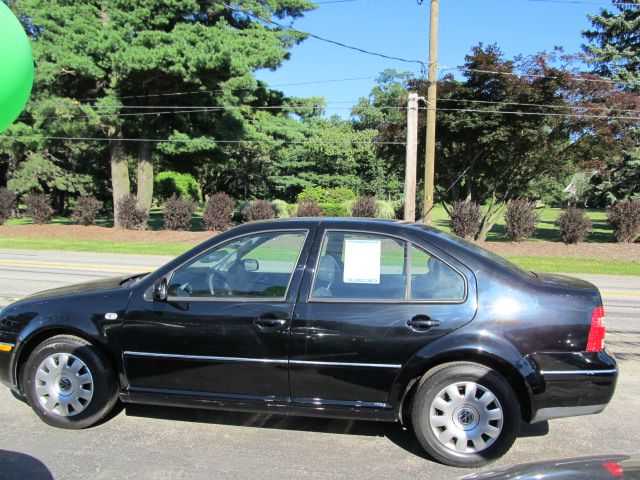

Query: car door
[289,227,477,411]
[122,228,312,404]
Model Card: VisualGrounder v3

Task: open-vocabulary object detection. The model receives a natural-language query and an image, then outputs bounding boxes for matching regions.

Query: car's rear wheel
[21,334,118,429]
[411,362,520,467]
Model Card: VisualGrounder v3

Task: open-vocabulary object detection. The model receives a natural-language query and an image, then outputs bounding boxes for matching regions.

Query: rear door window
[310,231,466,302]
[409,244,465,301]
[311,232,407,300]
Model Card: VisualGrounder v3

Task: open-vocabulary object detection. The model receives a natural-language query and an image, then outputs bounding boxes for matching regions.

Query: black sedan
[0,219,617,468]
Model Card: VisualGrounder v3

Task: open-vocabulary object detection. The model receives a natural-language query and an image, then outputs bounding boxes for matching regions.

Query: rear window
[432,229,534,278]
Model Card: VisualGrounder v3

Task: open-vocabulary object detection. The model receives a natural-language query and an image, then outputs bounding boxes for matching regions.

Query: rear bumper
[527,350,618,423]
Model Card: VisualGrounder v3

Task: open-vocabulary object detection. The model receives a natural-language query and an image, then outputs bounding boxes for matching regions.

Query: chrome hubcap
[35,353,94,417]
[428,382,503,453]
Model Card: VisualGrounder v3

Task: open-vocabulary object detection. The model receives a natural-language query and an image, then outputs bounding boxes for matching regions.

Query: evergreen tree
[6,0,315,222]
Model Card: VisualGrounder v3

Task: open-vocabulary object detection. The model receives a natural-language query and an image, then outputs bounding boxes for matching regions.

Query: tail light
[586,306,606,352]
[602,461,623,477]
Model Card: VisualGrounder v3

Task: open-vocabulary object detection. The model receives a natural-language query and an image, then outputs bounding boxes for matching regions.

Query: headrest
[317,255,338,285]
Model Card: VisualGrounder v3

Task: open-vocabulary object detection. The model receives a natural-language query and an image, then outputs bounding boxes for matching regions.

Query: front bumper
[527,350,618,423]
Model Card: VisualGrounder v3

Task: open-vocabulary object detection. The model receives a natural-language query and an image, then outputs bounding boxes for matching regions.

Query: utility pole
[423,0,439,225]
[404,92,419,222]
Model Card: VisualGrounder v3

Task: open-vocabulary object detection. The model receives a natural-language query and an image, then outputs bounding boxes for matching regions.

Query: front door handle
[407,316,441,330]
[253,317,288,328]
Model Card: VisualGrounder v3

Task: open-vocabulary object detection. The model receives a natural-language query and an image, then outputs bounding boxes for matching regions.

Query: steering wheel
[208,270,232,296]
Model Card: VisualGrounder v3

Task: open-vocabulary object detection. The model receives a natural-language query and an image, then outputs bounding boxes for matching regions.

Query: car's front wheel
[21,334,118,429]
[411,362,520,468]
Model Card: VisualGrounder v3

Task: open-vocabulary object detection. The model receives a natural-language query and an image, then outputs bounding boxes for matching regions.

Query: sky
[256,0,608,117]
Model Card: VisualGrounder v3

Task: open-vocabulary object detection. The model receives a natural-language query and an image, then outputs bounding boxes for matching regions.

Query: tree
[8,0,315,223]
[407,45,581,238]
[583,0,640,90]
[583,1,640,204]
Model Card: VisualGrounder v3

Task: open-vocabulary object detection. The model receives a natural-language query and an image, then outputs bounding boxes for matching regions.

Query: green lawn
[505,256,640,276]
[0,237,193,256]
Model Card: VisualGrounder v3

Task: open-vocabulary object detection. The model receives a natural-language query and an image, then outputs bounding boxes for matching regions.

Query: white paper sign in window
[343,239,381,284]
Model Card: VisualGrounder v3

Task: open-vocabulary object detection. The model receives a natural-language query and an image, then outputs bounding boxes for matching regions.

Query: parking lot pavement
[0,249,638,479]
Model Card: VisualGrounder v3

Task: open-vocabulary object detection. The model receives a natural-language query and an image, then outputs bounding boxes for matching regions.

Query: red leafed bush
[117,194,149,230]
[25,193,54,224]
[504,199,538,242]
[608,200,640,243]
[449,200,481,239]
[163,194,196,231]
[0,188,16,225]
[555,207,592,244]
[71,196,102,226]
[203,192,235,231]
[296,201,323,217]
[242,200,275,222]
[351,196,378,218]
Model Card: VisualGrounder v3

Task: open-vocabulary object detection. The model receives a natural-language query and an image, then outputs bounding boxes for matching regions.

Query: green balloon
[0,2,34,134]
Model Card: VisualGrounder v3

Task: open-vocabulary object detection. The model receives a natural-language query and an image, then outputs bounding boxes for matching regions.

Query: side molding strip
[123,351,401,369]
[540,369,618,376]
[124,351,288,364]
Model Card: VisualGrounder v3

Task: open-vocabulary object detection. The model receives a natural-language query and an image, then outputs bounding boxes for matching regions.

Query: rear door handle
[253,317,288,328]
[407,316,441,330]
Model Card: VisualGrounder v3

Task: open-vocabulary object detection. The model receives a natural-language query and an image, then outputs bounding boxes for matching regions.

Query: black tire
[411,362,520,468]
[21,334,119,429]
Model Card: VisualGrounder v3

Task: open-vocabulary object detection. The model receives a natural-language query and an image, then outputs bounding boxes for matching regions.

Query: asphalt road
[0,248,638,480]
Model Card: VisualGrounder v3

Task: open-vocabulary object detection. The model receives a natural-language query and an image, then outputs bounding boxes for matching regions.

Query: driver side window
[168,231,307,299]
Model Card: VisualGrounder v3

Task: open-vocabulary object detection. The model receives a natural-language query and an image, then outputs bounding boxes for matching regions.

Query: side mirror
[242,258,259,272]
[153,278,168,301]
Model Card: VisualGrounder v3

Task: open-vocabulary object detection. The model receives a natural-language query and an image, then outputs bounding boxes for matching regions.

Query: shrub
[504,199,538,242]
[555,207,592,244]
[296,201,323,217]
[319,202,348,217]
[242,200,275,222]
[71,196,102,226]
[271,199,291,219]
[449,200,481,239]
[0,188,16,225]
[116,194,149,230]
[325,187,356,204]
[352,196,378,218]
[163,195,196,231]
[608,200,640,243]
[24,193,54,224]
[376,200,396,219]
[203,192,235,231]
[297,186,325,204]
[297,186,356,204]
[154,171,201,203]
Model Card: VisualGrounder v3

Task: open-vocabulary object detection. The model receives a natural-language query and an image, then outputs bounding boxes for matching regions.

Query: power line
[0,134,406,145]
[522,0,640,7]
[437,97,640,114]
[435,106,640,121]
[223,3,425,67]
[75,75,383,102]
[439,65,640,87]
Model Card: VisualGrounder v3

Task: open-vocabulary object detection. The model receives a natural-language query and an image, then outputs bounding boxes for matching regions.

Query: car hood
[533,272,599,291]
[18,275,134,303]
